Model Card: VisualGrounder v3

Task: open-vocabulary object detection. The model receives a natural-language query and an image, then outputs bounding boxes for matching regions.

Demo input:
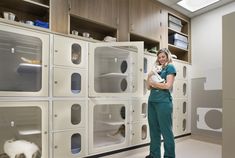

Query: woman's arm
[149,74,175,90]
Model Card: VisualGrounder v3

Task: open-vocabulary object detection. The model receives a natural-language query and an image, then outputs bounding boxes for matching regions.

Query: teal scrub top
[148,63,176,102]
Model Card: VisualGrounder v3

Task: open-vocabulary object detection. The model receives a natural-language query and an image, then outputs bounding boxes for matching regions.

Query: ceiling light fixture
[177,0,220,12]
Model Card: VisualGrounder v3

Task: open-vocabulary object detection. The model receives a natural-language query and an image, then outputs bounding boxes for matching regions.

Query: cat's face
[72,53,80,61]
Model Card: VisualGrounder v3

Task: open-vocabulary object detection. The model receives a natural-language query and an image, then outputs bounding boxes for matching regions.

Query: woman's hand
[148,77,155,88]
[147,71,154,90]
[150,74,175,90]
[148,71,154,77]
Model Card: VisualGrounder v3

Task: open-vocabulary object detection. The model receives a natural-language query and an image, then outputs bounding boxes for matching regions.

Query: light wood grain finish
[70,0,119,28]
[118,0,129,41]
[51,0,69,34]
[129,0,162,41]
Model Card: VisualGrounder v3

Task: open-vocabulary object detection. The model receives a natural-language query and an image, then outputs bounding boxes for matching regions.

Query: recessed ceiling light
[177,0,220,12]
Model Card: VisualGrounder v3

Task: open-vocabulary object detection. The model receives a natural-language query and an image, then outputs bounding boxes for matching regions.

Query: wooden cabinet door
[70,0,119,28]
[51,0,69,34]
[129,0,162,41]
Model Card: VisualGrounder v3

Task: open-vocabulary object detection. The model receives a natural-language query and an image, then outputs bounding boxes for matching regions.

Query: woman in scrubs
[146,48,176,158]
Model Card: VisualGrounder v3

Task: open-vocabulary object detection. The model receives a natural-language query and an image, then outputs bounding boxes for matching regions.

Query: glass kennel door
[0,23,49,96]
[89,42,143,97]
[88,99,130,154]
[0,101,48,158]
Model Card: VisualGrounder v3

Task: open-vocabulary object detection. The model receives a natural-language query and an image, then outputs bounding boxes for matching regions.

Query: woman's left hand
[148,77,156,88]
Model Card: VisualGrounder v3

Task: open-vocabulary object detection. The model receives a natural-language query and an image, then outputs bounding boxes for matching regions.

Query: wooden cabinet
[167,12,190,62]
[68,0,118,41]
[0,0,49,29]
[51,0,69,34]
[129,0,162,41]
[69,0,119,28]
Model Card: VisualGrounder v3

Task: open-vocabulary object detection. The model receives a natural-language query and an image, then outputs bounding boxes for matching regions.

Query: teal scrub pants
[148,101,175,158]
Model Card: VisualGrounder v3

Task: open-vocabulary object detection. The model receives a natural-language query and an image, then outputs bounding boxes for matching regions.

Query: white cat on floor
[3,139,41,158]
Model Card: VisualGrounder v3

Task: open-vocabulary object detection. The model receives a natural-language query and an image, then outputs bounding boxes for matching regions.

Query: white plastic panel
[0,101,48,158]
[172,99,179,135]
[53,35,88,69]
[173,99,188,136]
[88,98,130,155]
[131,98,148,123]
[197,107,222,132]
[143,53,156,97]
[130,122,150,146]
[173,115,187,136]
[173,60,188,80]
[53,129,87,158]
[143,53,156,79]
[89,42,143,97]
[0,23,49,96]
[53,100,87,130]
[53,67,87,97]
[178,115,187,135]
[172,80,188,98]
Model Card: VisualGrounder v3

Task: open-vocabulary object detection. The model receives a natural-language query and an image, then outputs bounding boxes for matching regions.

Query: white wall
[191,1,235,90]
[190,2,235,138]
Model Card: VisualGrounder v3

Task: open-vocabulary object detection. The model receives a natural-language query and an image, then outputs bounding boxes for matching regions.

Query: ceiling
[157,0,235,18]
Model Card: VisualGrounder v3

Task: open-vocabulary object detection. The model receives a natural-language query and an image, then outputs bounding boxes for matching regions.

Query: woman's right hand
[147,71,154,90]
[148,71,154,77]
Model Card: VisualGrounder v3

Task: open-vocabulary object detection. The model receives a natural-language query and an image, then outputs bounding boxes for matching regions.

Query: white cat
[151,65,165,83]
[3,139,41,158]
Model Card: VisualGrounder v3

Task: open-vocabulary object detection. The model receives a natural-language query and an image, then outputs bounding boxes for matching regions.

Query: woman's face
[157,52,168,65]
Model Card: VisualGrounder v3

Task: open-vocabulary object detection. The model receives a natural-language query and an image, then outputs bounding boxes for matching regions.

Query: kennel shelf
[17,63,42,73]
[96,120,124,126]
[18,126,41,135]
[99,73,128,78]
[94,131,125,147]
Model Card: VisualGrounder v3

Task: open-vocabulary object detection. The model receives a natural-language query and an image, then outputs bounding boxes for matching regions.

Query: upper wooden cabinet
[129,0,162,41]
[0,0,49,29]
[69,0,119,28]
[51,0,69,34]
[167,12,190,62]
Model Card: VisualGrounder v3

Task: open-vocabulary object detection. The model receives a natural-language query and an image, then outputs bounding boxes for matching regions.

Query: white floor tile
[103,138,222,158]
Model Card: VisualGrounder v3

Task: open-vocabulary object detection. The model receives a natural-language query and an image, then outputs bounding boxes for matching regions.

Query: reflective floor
[103,137,222,158]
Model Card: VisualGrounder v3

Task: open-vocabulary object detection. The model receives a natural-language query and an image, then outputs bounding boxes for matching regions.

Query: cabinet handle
[130,24,134,31]
[68,0,71,11]
[116,17,119,26]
